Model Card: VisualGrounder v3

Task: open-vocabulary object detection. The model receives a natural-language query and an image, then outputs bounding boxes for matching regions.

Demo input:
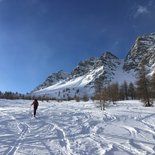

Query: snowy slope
[33,70,70,92]
[112,59,136,84]
[32,59,136,99]
[32,52,137,99]
[32,66,104,98]
[0,99,155,155]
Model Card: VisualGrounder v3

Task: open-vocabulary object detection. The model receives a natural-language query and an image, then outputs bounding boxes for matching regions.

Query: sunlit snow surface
[0,99,155,155]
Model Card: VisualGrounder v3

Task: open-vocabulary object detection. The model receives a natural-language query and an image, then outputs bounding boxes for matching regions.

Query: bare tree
[108,83,119,104]
[150,72,155,99]
[136,64,152,107]
[128,82,136,99]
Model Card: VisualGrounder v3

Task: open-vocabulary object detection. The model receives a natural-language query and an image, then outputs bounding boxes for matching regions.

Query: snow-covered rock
[33,70,70,92]
[123,33,155,73]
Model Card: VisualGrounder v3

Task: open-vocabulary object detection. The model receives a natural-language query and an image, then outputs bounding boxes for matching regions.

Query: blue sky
[0,0,155,93]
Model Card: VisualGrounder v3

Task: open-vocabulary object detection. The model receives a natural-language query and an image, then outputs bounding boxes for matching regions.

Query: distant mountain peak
[100,51,118,60]
[123,32,155,71]
[32,70,70,92]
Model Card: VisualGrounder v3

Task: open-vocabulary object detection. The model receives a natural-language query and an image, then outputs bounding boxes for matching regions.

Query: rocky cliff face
[71,52,119,79]
[33,70,70,92]
[123,33,155,72]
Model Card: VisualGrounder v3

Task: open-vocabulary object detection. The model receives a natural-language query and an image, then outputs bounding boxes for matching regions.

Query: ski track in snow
[0,99,155,155]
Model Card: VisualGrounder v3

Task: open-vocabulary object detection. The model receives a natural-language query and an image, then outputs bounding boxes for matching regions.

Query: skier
[31,99,39,117]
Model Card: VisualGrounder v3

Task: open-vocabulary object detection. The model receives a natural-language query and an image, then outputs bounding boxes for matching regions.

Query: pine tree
[75,95,80,102]
[94,83,107,110]
[119,84,125,100]
[128,82,136,99]
[150,72,155,99]
[119,82,129,100]
[108,83,119,104]
[136,64,152,106]
[82,95,89,102]
[94,78,103,102]
[124,81,128,100]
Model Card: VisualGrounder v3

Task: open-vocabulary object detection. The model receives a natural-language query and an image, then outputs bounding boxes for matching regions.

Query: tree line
[94,81,136,110]
[0,64,154,106]
[94,64,155,109]
[0,91,52,101]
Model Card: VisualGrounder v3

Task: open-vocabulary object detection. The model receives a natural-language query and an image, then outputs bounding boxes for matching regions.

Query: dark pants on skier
[33,107,38,117]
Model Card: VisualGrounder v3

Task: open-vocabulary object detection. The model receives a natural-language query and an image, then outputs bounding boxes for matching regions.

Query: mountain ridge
[32,32,155,99]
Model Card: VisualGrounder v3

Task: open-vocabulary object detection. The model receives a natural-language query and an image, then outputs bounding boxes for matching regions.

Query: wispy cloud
[134,5,149,18]
[148,0,153,6]
[114,41,119,46]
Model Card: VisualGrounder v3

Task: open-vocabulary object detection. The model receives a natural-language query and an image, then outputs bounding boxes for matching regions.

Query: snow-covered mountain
[33,70,70,92]
[123,33,155,74]
[32,52,135,99]
[32,32,155,99]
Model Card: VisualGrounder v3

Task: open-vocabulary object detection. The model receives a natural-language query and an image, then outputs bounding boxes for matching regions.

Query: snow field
[0,99,155,155]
